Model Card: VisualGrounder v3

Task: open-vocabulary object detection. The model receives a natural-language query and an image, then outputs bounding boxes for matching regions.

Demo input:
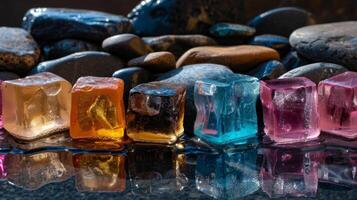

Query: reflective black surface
[0,131,357,200]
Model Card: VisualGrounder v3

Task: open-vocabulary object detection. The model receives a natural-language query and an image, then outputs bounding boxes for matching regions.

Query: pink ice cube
[260,77,320,144]
[318,72,357,138]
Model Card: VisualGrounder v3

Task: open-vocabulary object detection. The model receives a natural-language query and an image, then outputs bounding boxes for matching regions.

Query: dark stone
[43,39,99,60]
[0,27,40,73]
[128,52,176,73]
[102,34,153,60]
[23,8,133,43]
[282,51,311,71]
[279,62,348,84]
[143,34,217,58]
[112,67,153,108]
[290,21,357,71]
[248,60,286,80]
[248,7,315,37]
[209,23,255,38]
[0,71,20,80]
[156,63,234,134]
[249,34,290,56]
[128,0,242,36]
[29,51,124,84]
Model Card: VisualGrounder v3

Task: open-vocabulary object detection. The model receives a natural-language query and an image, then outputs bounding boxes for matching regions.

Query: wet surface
[0,131,357,199]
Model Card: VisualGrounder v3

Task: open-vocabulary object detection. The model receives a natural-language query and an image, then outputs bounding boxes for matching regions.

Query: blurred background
[1,0,356,27]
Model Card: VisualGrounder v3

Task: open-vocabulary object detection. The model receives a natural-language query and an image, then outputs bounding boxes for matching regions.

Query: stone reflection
[73,153,126,192]
[128,144,189,195]
[5,151,73,190]
[195,148,260,199]
[260,146,323,198]
[0,155,7,180]
[319,148,357,187]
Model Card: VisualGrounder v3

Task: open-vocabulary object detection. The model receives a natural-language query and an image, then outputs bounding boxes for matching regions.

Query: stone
[2,72,72,141]
[248,7,315,37]
[102,33,153,60]
[128,0,241,36]
[128,51,176,73]
[279,63,348,84]
[23,8,133,43]
[260,147,322,198]
[249,34,290,55]
[209,23,255,38]
[5,151,73,190]
[127,82,186,144]
[43,39,99,60]
[70,77,126,140]
[112,67,153,108]
[282,51,311,71]
[157,63,234,134]
[143,34,217,57]
[176,45,280,72]
[73,153,126,192]
[194,74,259,145]
[29,51,124,85]
[196,148,260,199]
[0,27,40,73]
[290,21,357,71]
[318,72,357,138]
[248,60,286,80]
[0,72,20,81]
[260,77,320,144]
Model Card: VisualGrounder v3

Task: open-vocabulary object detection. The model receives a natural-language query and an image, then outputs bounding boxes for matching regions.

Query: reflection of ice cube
[197,82,216,96]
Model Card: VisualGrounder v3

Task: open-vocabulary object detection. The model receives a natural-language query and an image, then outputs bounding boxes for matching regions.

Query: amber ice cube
[73,154,126,192]
[70,76,125,140]
[127,82,186,144]
[2,72,72,140]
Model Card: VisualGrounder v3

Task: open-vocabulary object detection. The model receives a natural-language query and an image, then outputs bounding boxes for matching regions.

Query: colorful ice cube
[260,77,320,144]
[318,72,357,138]
[127,82,186,144]
[70,76,125,140]
[194,74,259,145]
[2,72,72,140]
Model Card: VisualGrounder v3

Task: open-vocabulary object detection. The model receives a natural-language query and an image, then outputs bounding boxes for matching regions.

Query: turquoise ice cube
[193,74,259,145]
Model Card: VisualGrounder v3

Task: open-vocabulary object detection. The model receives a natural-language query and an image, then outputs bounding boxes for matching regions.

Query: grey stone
[29,51,124,84]
[279,62,348,84]
[0,71,20,81]
[290,21,357,71]
[248,60,286,80]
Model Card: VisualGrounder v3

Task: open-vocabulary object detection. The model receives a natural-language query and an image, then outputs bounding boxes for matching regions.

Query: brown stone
[0,27,40,73]
[176,45,280,72]
[128,51,176,73]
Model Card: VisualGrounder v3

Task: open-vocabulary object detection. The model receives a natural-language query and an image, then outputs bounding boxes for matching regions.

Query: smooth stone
[112,67,153,108]
[143,34,217,58]
[102,34,153,60]
[128,0,241,36]
[43,39,99,60]
[209,23,255,38]
[279,63,348,84]
[0,27,40,73]
[282,51,311,71]
[248,60,286,80]
[128,52,176,73]
[290,21,357,71]
[248,7,315,37]
[249,34,290,55]
[23,8,133,43]
[0,71,20,80]
[176,45,280,72]
[29,51,124,84]
[156,63,234,134]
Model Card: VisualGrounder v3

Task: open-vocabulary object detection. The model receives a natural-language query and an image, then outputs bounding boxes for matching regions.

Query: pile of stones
[0,1,356,134]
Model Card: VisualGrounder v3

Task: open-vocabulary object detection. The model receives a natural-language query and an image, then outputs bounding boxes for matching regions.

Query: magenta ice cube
[318,72,357,138]
[260,147,322,198]
[260,77,319,144]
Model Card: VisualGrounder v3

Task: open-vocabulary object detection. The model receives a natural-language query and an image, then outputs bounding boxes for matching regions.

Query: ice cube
[2,72,72,140]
